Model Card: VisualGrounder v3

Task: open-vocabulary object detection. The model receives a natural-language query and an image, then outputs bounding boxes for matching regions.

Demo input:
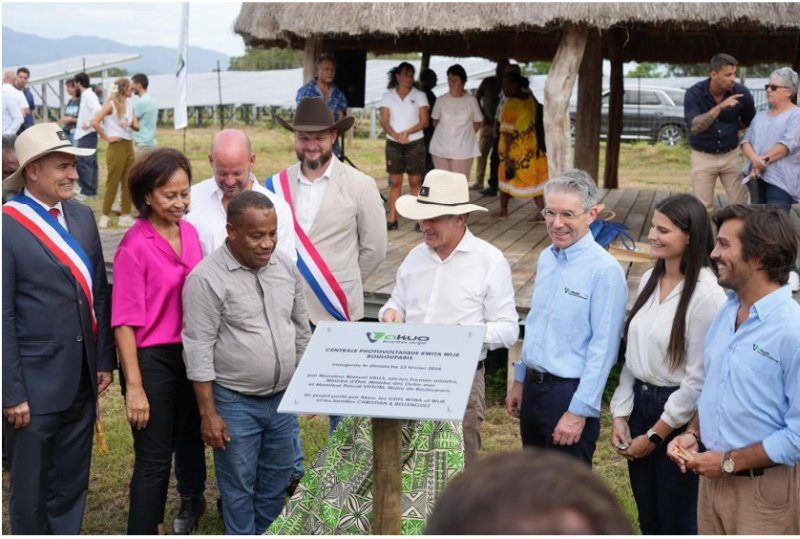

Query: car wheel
[657,124,684,146]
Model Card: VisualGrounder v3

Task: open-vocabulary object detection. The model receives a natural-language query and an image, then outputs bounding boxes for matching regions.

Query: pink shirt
[112,218,202,348]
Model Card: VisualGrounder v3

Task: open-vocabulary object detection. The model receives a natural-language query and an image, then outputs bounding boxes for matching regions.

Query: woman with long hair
[379,61,430,230]
[609,193,726,534]
[112,148,204,534]
[92,77,137,228]
[429,64,483,178]
[495,71,548,220]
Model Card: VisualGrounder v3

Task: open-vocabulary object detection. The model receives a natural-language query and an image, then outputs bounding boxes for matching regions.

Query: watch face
[722,459,735,473]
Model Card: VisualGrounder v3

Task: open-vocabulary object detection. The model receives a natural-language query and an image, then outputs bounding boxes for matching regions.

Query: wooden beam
[371,418,402,534]
[574,29,603,182]
[421,51,431,73]
[303,37,322,84]
[603,28,625,189]
[543,25,589,177]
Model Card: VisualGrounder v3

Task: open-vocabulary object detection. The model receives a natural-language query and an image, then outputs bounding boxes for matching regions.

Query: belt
[691,146,737,155]
[733,464,779,478]
[476,360,484,371]
[634,379,680,397]
[525,367,575,384]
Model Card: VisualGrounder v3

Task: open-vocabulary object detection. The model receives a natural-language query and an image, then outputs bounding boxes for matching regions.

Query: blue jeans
[75,132,98,196]
[212,384,294,535]
[749,177,795,213]
[627,381,698,534]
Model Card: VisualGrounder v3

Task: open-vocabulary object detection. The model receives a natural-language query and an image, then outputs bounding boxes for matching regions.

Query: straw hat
[275,97,355,134]
[3,123,95,192]
[608,239,653,264]
[396,169,488,220]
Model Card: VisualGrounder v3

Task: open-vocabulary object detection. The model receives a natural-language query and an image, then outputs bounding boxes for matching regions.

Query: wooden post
[371,418,402,534]
[574,29,603,182]
[603,29,625,189]
[543,25,589,178]
[420,51,431,73]
[303,37,322,84]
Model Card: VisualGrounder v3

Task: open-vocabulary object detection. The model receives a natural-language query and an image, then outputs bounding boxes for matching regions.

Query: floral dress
[498,95,549,198]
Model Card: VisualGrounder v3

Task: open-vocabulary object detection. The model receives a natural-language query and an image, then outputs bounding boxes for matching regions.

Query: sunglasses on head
[764,84,788,91]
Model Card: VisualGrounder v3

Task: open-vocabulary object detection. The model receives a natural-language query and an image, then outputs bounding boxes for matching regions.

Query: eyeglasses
[542,208,590,221]
[764,84,789,91]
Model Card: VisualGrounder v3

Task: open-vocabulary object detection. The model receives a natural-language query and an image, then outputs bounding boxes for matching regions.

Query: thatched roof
[234,3,800,65]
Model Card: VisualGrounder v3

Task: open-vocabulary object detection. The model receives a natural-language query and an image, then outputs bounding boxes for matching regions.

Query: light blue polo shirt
[133,93,157,147]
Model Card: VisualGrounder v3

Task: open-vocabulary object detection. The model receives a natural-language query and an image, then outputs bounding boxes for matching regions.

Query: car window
[665,90,685,105]
[602,93,610,106]
[623,90,640,105]
[639,91,661,105]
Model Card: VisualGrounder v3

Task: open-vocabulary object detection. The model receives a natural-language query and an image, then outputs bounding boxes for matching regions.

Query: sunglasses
[764,84,788,91]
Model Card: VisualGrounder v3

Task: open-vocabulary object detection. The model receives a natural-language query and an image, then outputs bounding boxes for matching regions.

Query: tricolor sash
[264,169,351,321]
[3,195,98,335]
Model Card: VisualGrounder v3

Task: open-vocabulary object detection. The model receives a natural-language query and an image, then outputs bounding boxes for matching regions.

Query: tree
[229,47,302,71]
[524,61,551,75]
[627,62,665,78]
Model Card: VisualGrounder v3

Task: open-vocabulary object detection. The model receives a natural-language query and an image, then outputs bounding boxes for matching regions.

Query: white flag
[174,3,189,130]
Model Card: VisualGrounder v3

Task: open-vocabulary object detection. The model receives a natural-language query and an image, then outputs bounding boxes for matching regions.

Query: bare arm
[690,94,743,136]
[192,380,230,450]
[91,102,115,142]
[114,325,150,429]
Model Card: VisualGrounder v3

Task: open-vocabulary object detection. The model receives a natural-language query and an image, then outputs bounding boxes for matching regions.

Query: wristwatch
[646,428,664,446]
[721,451,736,475]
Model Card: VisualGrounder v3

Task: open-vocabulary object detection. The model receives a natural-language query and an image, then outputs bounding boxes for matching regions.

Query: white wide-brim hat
[396,169,488,220]
[3,123,95,192]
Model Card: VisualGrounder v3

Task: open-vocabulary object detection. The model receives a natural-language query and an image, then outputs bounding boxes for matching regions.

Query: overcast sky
[3,1,246,57]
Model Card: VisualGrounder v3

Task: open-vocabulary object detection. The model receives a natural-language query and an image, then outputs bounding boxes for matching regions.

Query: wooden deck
[100,188,800,318]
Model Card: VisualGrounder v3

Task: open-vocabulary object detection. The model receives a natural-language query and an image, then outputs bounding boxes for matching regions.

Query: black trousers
[487,133,500,191]
[6,375,94,534]
[123,344,203,534]
[519,374,600,467]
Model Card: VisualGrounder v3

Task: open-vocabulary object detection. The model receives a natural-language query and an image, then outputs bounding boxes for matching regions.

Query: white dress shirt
[295,160,333,233]
[379,228,519,360]
[610,267,726,428]
[24,189,68,230]
[185,176,296,260]
[2,84,24,135]
[75,88,101,140]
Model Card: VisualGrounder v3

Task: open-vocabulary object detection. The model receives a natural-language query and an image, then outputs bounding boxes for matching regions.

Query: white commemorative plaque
[278,322,487,421]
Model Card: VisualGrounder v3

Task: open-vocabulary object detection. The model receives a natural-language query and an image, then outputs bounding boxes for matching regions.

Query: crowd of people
[2,52,799,536]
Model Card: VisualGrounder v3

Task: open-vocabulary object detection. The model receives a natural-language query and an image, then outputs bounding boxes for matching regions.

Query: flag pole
[174,3,189,143]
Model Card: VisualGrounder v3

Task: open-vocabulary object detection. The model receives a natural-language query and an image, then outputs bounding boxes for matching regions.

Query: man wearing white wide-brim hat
[379,169,519,469]
[2,123,115,533]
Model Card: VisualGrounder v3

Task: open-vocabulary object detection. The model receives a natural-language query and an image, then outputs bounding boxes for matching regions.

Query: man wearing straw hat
[266,96,386,489]
[505,169,627,466]
[2,123,115,533]
[379,169,519,469]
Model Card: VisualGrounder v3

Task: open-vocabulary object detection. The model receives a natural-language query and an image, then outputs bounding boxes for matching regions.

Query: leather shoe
[387,220,398,230]
[480,187,497,196]
[172,496,206,534]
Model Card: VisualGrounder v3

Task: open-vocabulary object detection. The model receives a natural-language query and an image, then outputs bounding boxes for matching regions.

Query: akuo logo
[753,344,778,362]
[564,287,588,300]
[366,332,430,344]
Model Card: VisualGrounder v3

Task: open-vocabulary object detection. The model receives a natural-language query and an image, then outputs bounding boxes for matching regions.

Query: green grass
[4,124,691,533]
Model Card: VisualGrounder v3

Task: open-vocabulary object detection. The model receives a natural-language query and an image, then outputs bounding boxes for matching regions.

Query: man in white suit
[266,96,386,491]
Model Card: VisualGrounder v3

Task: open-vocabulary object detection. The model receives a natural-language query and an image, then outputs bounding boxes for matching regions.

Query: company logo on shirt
[366,332,430,344]
[752,344,777,362]
[564,287,588,300]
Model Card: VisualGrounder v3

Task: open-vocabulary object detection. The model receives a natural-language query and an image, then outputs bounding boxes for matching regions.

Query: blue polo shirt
[133,93,157,147]
[697,286,800,465]
[684,79,755,154]
[515,232,628,418]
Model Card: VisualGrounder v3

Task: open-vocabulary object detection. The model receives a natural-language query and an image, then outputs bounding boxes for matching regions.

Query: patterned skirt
[266,417,465,535]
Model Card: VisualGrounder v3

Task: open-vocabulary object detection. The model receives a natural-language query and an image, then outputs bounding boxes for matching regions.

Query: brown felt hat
[276,97,355,134]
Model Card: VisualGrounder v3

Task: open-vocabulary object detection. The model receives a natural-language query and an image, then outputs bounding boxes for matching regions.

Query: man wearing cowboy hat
[2,123,115,533]
[267,97,386,467]
[505,169,627,467]
[379,169,519,469]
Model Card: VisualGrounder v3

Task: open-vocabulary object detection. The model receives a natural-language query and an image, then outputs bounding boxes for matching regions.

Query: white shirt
[379,228,519,360]
[430,93,483,159]
[185,176,296,261]
[379,87,429,142]
[2,84,24,135]
[75,88,101,140]
[24,188,67,230]
[295,160,333,233]
[103,99,133,140]
[3,83,28,113]
[610,267,726,428]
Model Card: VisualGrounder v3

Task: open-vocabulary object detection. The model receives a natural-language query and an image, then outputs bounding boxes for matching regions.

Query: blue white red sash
[264,169,351,321]
[3,195,97,335]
